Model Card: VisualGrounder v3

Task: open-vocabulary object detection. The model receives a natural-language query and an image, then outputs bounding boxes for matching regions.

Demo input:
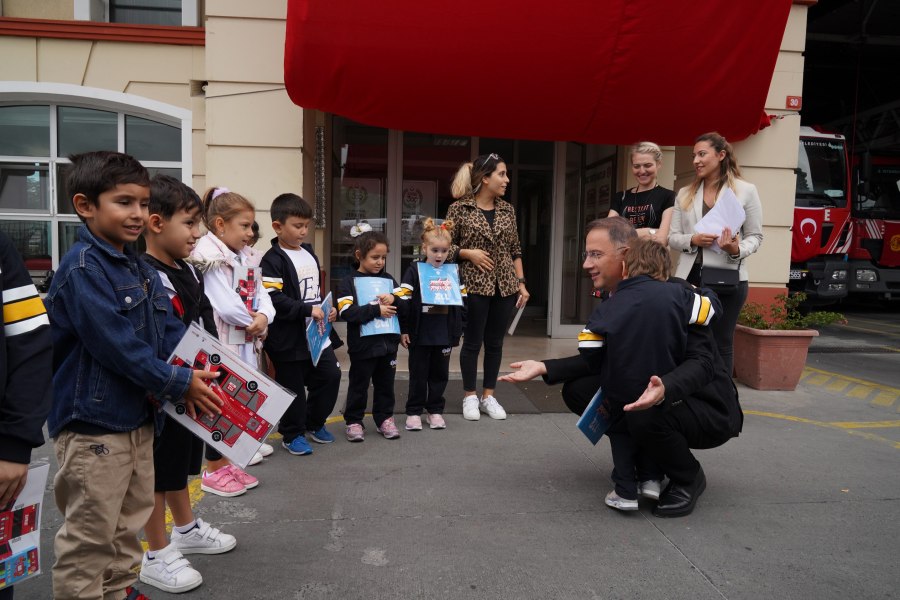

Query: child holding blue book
[337,231,404,442]
[396,219,466,431]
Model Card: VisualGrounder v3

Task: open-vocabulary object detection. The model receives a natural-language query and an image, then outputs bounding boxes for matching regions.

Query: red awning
[284,0,793,145]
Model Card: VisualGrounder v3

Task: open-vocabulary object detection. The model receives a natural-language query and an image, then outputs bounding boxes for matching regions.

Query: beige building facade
[0,0,811,337]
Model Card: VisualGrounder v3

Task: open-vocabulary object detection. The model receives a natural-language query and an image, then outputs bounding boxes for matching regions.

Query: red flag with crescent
[791,209,824,263]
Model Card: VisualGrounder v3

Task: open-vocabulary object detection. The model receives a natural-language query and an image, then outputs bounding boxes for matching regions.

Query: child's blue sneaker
[309,426,335,444]
[282,436,313,455]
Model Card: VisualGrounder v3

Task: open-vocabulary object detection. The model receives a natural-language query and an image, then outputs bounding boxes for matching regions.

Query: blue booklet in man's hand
[416,262,463,306]
[354,277,400,337]
[577,387,611,445]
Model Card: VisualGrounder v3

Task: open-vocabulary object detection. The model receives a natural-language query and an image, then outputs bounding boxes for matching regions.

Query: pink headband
[211,187,230,200]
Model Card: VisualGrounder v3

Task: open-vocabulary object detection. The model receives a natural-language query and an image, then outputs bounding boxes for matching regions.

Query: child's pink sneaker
[376,417,401,439]
[405,415,423,431]
[346,423,365,442]
[225,464,259,489]
[200,466,246,497]
[427,414,446,429]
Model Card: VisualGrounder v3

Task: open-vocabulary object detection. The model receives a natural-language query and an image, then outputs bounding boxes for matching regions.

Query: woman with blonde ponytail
[668,132,763,375]
[445,154,529,421]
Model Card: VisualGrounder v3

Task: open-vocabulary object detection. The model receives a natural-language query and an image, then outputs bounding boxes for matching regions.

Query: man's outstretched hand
[624,375,665,411]
[498,360,547,383]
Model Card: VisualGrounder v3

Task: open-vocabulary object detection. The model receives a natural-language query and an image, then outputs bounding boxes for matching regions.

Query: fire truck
[788,127,853,303]
[847,154,900,298]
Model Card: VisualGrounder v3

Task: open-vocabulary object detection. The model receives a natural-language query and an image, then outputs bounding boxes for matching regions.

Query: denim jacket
[45,226,192,437]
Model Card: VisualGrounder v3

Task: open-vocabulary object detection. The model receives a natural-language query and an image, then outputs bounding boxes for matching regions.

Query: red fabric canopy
[284,0,793,145]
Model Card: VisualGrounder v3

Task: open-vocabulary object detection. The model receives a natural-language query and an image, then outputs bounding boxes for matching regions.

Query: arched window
[0,83,191,272]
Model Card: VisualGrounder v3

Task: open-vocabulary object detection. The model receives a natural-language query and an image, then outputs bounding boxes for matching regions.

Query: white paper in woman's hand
[693,188,746,253]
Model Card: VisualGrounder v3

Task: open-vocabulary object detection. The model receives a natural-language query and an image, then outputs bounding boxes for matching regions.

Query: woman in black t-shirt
[609,141,675,244]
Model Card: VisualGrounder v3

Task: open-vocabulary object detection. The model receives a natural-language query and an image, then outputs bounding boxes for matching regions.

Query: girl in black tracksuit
[337,231,404,442]
[396,219,466,431]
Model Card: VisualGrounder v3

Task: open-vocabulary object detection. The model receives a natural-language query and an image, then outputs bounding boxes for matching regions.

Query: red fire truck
[847,154,900,298]
[788,127,853,303]
[172,351,271,447]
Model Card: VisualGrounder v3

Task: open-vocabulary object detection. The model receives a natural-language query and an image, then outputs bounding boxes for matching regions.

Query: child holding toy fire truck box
[139,175,238,593]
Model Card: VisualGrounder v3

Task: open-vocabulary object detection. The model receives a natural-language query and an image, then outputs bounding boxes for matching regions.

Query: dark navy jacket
[260,238,342,362]
[337,271,403,359]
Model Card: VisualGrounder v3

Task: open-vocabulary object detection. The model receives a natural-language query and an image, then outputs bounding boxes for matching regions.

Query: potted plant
[733,292,845,390]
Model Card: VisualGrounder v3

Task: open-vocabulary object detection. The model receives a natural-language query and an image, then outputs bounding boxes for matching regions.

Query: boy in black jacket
[261,194,342,456]
[0,231,52,600]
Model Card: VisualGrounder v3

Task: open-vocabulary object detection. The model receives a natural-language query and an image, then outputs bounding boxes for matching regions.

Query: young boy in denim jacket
[44,151,221,600]
[261,193,342,455]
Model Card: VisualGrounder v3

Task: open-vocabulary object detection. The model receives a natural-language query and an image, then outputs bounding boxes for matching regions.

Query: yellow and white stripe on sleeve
[460,285,468,298]
[337,295,354,315]
[3,283,50,337]
[262,277,284,294]
[394,283,413,300]
[689,293,715,326]
[577,328,605,349]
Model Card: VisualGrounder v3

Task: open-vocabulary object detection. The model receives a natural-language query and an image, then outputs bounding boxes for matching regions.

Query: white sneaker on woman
[462,395,480,421]
[480,395,507,420]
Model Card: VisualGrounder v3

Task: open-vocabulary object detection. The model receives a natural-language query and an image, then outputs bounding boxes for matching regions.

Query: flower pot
[732,324,819,391]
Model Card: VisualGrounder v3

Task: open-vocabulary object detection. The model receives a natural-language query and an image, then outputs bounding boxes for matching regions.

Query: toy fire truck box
[166,323,296,468]
[227,264,260,345]
[0,463,48,590]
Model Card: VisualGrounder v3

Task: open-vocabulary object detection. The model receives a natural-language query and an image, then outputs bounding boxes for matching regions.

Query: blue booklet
[416,262,463,306]
[354,277,400,337]
[305,292,333,367]
[576,387,611,445]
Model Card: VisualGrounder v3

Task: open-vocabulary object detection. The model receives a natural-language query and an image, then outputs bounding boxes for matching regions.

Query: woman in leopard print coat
[445,153,530,421]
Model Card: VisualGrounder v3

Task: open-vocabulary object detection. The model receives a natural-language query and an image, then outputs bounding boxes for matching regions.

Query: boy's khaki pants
[52,424,154,600]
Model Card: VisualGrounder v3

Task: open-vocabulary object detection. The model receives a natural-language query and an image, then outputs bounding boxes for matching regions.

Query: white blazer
[668,178,763,282]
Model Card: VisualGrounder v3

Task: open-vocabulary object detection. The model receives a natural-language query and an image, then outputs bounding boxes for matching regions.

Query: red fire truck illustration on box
[0,503,39,547]
[171,350,271,447]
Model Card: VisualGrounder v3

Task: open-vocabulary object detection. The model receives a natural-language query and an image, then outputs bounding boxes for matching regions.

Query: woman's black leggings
[712,281,749,377]
[460,292,518,391]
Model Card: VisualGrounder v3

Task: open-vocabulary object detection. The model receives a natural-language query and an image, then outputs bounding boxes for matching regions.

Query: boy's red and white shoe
[376,417,401,439]
[200,467,245,498]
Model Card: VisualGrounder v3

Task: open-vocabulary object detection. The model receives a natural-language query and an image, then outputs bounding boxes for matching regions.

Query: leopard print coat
[445,195,523,298]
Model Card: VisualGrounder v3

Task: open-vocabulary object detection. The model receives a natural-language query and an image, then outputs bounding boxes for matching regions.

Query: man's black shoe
[653,467,706,518]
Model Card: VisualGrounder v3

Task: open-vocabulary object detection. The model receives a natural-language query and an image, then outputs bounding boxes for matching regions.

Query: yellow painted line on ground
[744,410,900,450]
[842,316,900,332]
[847,384,873,399]
[837,322,900,339]
[803,366,900,394]
[828,420,900,429]
[805,373,831,386]
[825,379,851,393]
[871,392,898,408]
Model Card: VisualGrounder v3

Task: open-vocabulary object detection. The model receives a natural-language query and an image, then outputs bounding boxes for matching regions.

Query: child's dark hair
[353,231,389,266]
[149,174,202,219]
[271,193,314,223]
[251,221,260,245]
[66,151,150,216]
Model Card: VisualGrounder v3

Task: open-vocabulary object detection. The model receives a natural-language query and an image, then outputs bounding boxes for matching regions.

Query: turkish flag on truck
[791,209,825,263]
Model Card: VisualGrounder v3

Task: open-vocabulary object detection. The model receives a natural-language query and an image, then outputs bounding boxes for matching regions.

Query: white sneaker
[247,451,264,466]
[638,479,662,501]
[462,395,480,421]
[170,518,237,555]
[604,490,638,512]
[258,442,274,457]
[479,395,507,420]
[139,545,202,593]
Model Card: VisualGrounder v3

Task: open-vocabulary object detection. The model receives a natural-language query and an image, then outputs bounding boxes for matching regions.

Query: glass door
[398,132,471,276]
[328,116,389,296]
[549,142,618,337]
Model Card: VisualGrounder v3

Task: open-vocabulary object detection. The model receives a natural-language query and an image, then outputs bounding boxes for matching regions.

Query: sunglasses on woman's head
[480,153,500,168]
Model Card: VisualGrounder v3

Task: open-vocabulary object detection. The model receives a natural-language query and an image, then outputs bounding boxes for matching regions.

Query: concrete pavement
[13,364,900,599]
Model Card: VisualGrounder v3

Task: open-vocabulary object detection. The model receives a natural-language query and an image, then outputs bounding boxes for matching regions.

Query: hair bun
[350,220,373,238]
